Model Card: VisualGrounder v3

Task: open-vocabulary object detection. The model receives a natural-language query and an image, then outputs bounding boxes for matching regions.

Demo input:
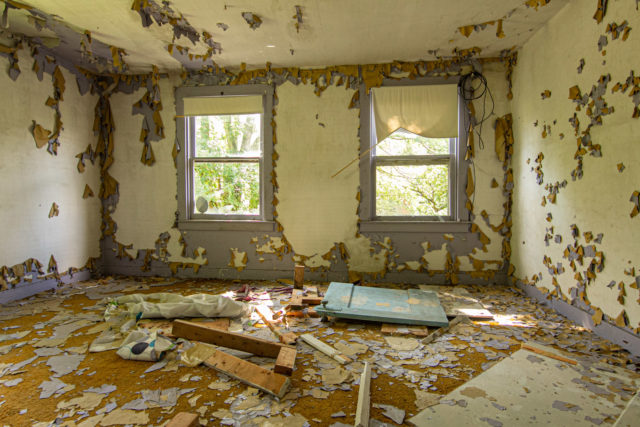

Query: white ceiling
[3,0,569,73]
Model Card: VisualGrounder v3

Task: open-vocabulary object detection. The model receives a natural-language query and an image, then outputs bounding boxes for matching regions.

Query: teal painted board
[315,282,449,327]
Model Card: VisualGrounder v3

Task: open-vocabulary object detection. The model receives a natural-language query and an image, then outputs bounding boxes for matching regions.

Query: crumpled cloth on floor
[103,292,250,320]
[116,331,175,361]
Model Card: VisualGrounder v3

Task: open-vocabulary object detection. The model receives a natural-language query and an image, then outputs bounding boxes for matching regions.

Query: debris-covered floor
[0,277,637,426]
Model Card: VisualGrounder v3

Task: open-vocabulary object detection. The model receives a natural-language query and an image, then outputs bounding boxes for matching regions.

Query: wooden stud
[521,343,578,365]
[299,333,351,364]
[204,350,290,398]
[355,362,371,427]
[294,264,304,289]
[172,319,290,358]
[167,412,199,427]
[274,346,297,376]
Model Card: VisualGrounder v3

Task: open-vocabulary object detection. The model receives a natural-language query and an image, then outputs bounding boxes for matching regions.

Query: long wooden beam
[172,319,292,358]
[203,349,290,398]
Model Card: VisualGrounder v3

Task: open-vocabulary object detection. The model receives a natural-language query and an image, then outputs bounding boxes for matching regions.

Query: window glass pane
[376,129,449,156]
[376,164,449,216]
[195,114,261,157]
[194,162,260,215]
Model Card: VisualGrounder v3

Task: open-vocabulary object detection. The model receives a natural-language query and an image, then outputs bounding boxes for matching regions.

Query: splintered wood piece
[172,319,288,358]
[521,343,577,365]
[288,289,305,310]
[204,350,290,398]
[294,264,304,289]
[274,346,297,376]
[355,361,371,427]
[167,412,199,427]
[299,334,351,364]
[254,305,298,345]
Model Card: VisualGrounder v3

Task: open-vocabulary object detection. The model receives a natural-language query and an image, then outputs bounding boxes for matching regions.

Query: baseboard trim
[0,269,92,305]
[516,281,640,359]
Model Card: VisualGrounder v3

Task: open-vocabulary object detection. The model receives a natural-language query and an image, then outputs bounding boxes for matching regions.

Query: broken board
[204,349,290,398]
[408,346,639,426]
[315,282,449,327]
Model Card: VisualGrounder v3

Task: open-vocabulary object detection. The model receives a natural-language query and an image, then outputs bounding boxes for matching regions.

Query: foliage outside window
[374,128,454,218]
[191,113,262,217]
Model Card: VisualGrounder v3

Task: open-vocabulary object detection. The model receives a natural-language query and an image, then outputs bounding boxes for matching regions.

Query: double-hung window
[175,85,274,225]
[362,81,468,227]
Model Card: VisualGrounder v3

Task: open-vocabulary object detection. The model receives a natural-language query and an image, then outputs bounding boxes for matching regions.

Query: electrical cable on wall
[458,71,496,219]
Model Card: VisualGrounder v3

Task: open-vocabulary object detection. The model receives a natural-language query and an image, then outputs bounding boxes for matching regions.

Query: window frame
[175,85,275,230]
[359,77,471,232]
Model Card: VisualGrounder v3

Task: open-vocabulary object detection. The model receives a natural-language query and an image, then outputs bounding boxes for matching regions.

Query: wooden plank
[521,343,578,365]
[294,264,304,289]
[288,289,305,310]
[172,319,287,358]
[299,334,351,364]
[301,286,322,304]
[167,412,199,427]
[204,350,290,398]
[355,361,371,427]
[274,346,297,376]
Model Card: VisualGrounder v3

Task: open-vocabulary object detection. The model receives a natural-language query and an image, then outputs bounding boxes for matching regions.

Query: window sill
[178,220,275,232]
[359,220,472,233]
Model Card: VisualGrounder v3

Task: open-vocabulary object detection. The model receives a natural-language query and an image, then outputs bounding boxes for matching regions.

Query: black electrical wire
[458,70,496,219]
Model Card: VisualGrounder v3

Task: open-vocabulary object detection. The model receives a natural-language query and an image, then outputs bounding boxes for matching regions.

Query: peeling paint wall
[511,1,640,332]
[275,81,359,266]
[101,59,512,284]
[0,47,101,288]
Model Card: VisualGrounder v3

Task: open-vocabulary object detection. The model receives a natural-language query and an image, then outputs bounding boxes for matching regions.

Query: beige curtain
[183,95,263,116]
[372,84,458,142]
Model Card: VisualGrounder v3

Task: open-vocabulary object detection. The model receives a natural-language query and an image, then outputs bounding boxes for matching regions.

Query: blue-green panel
[315,282,449,327]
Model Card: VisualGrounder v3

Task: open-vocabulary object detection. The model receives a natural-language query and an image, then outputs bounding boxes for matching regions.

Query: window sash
[187,115,265,220]
[372,137,457,220]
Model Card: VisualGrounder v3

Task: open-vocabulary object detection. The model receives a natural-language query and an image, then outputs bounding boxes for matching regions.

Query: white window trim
[175,85,275,231]
[358,77,471,232]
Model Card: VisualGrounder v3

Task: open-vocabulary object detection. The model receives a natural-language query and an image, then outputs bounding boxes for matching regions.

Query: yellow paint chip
[48,202,59,218]
[32,122,51,148]
[83,184,94,199]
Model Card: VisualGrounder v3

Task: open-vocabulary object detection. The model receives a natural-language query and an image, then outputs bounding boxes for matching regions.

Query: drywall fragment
[630,191,639,218]
[32,122,51,148]
[217,22,228,31]
[242,12,262,30]
[48,202,59,218]
[577,59,585,74]
[228,248,248,271]
[83,184,94,199]
[373,403,405,424]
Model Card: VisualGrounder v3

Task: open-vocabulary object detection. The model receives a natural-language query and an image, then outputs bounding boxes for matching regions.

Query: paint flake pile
[0,277,637,425]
